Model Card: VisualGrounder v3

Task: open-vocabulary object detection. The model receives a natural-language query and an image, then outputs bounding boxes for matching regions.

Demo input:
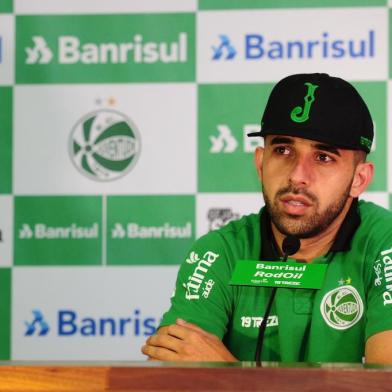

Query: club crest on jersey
[320,285,363,330]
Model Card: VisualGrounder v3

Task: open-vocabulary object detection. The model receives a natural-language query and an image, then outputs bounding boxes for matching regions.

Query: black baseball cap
[248,73,374,153]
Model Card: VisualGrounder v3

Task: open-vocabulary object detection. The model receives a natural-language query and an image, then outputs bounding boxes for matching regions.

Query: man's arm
[142,319,238,362]
[365,330,392,364]
[147,232,235,360]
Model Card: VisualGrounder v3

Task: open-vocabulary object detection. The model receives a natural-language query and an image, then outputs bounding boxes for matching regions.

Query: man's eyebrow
[270,136,294,145]
[269,137,342,156]
[313,143,341,157]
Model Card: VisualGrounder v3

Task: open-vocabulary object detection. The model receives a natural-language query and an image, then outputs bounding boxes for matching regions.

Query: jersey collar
[260,198,360,260]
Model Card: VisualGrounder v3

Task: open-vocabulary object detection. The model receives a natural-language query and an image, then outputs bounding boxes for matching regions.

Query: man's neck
[271,198,354,263]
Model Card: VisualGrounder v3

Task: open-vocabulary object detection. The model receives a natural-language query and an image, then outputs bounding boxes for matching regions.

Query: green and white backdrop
[0,0,391,360]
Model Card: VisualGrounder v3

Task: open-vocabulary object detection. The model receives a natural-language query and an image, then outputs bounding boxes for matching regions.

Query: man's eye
[275,146,290,155]
[317,153,333,162]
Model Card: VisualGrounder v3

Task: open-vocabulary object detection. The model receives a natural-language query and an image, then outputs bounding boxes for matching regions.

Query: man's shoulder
[356,200,392,253]
[358,200,392,226]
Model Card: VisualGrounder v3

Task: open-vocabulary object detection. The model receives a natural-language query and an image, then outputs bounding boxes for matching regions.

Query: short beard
[263,182,352,239]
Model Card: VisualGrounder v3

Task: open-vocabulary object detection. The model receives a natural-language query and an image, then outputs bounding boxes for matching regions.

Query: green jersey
[160,200,392,362]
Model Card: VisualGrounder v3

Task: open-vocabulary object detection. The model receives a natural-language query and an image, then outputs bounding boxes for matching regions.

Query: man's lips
[279,195,313,214]
[280,195,312,206]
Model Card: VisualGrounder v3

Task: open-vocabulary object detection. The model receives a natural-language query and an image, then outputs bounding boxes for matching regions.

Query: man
[142,73,392,363]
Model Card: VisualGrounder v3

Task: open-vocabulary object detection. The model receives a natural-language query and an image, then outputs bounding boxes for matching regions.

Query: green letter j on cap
[290,82,319,123]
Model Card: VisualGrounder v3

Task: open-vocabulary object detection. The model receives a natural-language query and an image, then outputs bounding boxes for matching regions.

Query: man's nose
[288,156,313,187]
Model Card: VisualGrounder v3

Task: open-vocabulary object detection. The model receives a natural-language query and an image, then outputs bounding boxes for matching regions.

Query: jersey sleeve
[365,242,392,340]
[159,230,234,339]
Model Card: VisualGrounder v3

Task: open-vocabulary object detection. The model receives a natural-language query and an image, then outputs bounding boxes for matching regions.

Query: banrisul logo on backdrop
[107,195,195,265]
[198,84,269,192]
[16,13,195,83]
[23,308,157,338]
[69,109,141,182]
[26,36,52,64]
[212,35,236,60]
[25,310,49,336]
[14,196,102,266]
[198,9,387,82]
[25,34,187,65]
[211,31,375,62]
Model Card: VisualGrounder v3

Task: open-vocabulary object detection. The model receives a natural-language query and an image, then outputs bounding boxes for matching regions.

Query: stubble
[263,182,353,239]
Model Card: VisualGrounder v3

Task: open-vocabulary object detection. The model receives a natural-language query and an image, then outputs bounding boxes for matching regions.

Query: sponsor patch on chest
[240,315,278,328]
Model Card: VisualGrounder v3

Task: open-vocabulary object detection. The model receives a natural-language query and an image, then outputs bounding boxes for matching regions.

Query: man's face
[257,135,359,239]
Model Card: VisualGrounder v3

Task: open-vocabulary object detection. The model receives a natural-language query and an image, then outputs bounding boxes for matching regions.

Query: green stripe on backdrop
[106,195,195,265]
[353,82,387,192]
[0,268,11,360]
[16,13,195,84]
[0,88,12,194]
[199,0,387,10]
[14,196,102,266]
[0,0,13,13]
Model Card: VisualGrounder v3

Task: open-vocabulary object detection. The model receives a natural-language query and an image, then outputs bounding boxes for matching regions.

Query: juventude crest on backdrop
[69,109,141,181]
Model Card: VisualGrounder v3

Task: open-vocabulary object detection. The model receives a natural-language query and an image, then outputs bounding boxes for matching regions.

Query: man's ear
[350,161,374,198]
[254,146,264,181]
